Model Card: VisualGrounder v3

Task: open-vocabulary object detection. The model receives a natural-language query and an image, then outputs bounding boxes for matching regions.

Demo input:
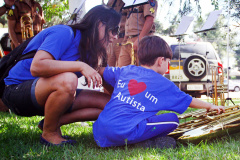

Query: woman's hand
[207,105,225,114]
[80,63,102,89]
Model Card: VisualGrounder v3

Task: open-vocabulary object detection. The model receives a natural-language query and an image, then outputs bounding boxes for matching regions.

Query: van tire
[183,55,207,81]
[234,86,240,92]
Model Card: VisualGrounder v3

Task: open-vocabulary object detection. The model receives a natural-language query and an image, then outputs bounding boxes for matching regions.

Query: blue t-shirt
[93,65,192,147]
[5,25,82,85]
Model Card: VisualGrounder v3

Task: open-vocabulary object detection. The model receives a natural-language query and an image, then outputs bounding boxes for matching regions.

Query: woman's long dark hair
[69,5,121,69]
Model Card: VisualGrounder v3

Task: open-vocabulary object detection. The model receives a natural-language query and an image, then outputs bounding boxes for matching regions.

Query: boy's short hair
[138,35,173,66]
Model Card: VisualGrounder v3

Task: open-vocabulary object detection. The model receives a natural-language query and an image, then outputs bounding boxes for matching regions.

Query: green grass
[1,99,240,159]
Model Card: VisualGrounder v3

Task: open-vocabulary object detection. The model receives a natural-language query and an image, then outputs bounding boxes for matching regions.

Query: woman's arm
[31,50,102,88]
[98,67,114,94]
[189,98,225,114]
[98,67,105,77]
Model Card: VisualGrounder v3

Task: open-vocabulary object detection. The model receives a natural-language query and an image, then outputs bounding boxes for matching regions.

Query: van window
[171,43,217,60]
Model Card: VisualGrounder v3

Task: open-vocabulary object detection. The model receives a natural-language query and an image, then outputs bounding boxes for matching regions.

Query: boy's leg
[128,113,179,145]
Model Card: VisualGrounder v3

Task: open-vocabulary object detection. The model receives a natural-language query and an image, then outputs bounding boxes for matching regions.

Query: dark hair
[69,5,121,69]
[138,35,173,66]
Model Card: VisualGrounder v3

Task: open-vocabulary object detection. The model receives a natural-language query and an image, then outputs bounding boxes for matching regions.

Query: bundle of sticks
[169,105,240,144]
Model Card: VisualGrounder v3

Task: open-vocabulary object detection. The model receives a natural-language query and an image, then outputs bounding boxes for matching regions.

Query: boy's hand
[207,105,225,114]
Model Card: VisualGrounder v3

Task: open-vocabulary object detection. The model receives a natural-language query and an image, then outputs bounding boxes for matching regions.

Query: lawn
[0,99,240,159]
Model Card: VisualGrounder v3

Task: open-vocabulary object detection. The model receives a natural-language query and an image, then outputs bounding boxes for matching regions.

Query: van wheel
[234,86,240,92]
[183,55,207,81]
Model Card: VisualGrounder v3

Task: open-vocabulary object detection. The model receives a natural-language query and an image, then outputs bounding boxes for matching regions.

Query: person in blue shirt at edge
[93,35,225,148]
[2,5,121,146]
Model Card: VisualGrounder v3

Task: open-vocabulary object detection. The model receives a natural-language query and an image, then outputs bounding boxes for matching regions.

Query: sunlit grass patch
[0,98,240,159]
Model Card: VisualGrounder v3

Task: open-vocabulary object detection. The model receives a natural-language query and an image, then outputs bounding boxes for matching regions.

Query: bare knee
[54,72,78,95]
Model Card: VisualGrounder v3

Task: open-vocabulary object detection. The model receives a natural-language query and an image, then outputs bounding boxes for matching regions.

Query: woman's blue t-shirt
[5,25,82,85]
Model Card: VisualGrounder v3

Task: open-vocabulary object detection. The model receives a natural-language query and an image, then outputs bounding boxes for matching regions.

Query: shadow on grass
[1,111,240,159]
[0,112,103,159]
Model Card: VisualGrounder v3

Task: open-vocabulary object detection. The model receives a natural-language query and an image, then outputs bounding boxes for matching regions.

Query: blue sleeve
[158,81,193,114]
[38,27,75,60]
[103,67,121,87]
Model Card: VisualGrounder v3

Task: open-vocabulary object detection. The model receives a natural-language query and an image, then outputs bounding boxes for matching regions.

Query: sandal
[38,119,71,139]
[40,135,76,146]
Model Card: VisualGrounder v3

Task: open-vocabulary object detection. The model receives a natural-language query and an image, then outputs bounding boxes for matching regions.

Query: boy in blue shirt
[93,35,225,148]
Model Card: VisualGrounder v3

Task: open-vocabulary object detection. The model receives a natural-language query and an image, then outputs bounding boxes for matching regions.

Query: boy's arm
[189,98,225,114]
[99,67,114,94]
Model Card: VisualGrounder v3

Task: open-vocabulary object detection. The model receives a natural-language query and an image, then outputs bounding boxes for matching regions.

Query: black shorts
[2,78,81,117]
[2,78,43,117]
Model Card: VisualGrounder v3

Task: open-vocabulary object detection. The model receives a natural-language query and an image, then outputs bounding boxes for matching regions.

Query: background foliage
[0,0,239,69]
[39,0,70,27]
